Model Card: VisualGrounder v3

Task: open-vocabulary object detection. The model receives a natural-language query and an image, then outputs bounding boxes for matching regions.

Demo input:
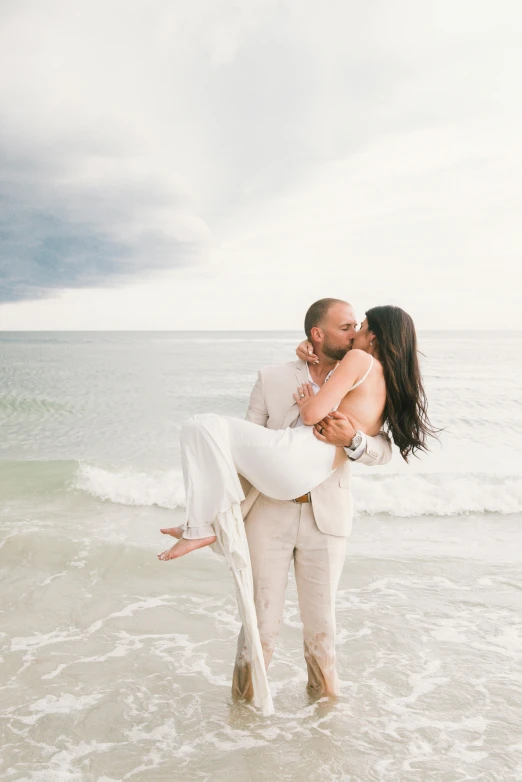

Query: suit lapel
[281,360,308,429]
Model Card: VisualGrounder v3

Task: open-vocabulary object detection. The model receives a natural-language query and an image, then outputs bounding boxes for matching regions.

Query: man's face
[318,303,358,361]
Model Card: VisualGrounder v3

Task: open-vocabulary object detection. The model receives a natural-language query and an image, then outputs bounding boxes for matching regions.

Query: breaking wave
[71,463,522,517]
[2,460,520,517]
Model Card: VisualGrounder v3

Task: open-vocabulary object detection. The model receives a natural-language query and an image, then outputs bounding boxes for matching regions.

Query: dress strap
[350,355,374,391]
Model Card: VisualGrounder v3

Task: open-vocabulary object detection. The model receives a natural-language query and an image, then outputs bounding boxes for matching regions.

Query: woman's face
[351,318,374,352]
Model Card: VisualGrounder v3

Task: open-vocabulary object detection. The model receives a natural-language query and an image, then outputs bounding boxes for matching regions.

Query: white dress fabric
[179,357,374,715]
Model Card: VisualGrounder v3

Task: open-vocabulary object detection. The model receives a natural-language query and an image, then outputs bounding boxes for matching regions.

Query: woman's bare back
[328,355,386,470]
[337,356,386,436]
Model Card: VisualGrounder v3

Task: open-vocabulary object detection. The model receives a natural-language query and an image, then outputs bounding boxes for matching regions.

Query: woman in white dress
[157,305,436,714]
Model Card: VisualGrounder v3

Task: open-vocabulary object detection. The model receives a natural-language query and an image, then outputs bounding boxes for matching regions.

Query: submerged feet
[158,529,216,560]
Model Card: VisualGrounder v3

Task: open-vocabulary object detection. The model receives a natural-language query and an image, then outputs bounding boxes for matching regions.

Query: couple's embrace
[158,299,435,715]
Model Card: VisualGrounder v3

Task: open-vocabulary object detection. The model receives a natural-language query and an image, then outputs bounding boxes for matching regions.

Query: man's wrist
[348,430,363,450]
[344,431,367,461]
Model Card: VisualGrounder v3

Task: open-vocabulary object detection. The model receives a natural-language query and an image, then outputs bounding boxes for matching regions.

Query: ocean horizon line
[2,328,521,334]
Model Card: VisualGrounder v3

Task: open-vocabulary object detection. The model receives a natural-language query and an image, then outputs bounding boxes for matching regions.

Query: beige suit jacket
[240,359,392,537]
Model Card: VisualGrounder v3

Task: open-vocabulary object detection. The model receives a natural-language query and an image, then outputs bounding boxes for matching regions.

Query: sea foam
[72,463,186,510]
[72,463,522,517]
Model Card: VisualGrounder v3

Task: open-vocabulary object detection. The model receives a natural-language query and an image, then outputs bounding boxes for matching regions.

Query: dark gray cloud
[0,139,206,303]
[0,0,211,303]
[0,186,200,303]
[0,208,126,303]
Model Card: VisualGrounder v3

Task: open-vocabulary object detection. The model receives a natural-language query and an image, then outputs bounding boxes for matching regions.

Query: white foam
[40,571,67,586]
[353,472,522,517]
[71,463,186,510]
[23,740,117,781]
[16,693,103,725]
[71,462,522,517]
[431,627,468,643]
[84,596,174,635]
[10,628,83,652]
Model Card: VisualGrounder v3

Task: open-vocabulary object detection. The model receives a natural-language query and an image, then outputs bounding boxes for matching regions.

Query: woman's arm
[296,339,318,364]
[293,349,371,426]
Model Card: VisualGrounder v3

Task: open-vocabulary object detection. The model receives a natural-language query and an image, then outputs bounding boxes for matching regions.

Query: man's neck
[307,358,337,387]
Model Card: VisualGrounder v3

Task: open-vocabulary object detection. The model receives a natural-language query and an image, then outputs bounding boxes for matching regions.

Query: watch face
[352,434,363,448]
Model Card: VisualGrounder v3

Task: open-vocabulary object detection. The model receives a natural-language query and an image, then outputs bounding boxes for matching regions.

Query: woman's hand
[296,339,318,364]
[293,382,314,410]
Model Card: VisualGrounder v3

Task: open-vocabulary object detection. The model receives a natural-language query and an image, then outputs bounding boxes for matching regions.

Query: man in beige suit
[232,298,392,700]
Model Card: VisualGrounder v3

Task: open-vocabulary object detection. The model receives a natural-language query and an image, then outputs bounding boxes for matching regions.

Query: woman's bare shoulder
[339,349,370,368]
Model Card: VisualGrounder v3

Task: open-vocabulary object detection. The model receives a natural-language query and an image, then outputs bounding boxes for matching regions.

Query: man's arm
[350,431,392,466]
[245,371,269,426]
[313,411,392,466]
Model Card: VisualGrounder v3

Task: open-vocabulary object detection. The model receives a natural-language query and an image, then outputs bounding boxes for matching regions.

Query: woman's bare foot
[160,526,184,539]
[157,535,216,561]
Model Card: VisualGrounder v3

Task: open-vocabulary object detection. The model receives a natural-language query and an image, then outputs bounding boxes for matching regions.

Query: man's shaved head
[304,298,358,362]
[304,298,352,339]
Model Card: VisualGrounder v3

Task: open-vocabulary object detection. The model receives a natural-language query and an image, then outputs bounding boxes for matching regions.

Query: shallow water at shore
[2,501,522,781]
[1,331,522,780]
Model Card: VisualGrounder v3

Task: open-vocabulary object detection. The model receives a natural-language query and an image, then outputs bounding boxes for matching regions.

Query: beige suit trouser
[232,493,347,699]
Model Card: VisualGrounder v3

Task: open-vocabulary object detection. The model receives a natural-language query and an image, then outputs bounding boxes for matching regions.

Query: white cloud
[0,0,521,328]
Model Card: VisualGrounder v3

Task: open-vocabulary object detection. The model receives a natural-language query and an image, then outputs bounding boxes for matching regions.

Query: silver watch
[350,430,363,450]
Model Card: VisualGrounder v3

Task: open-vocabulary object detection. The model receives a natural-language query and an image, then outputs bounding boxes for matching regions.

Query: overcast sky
[0,0,520,330]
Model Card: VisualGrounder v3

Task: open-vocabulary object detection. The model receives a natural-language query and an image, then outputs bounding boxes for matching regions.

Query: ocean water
[1,330,521,782]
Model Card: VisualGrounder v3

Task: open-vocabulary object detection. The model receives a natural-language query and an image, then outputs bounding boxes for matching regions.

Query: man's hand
[313,411,357,447]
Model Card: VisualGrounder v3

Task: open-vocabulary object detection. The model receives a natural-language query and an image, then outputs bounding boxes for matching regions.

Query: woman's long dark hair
[366,305,437,461]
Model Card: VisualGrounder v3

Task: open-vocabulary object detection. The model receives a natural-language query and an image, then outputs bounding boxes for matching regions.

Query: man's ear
[310,325,322,343]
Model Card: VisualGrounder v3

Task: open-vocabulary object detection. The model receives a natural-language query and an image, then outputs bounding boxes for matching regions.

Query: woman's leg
[157,532,216,560]
[158,413,335,560]
[157,416,275,714]
[158,414,244,560]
